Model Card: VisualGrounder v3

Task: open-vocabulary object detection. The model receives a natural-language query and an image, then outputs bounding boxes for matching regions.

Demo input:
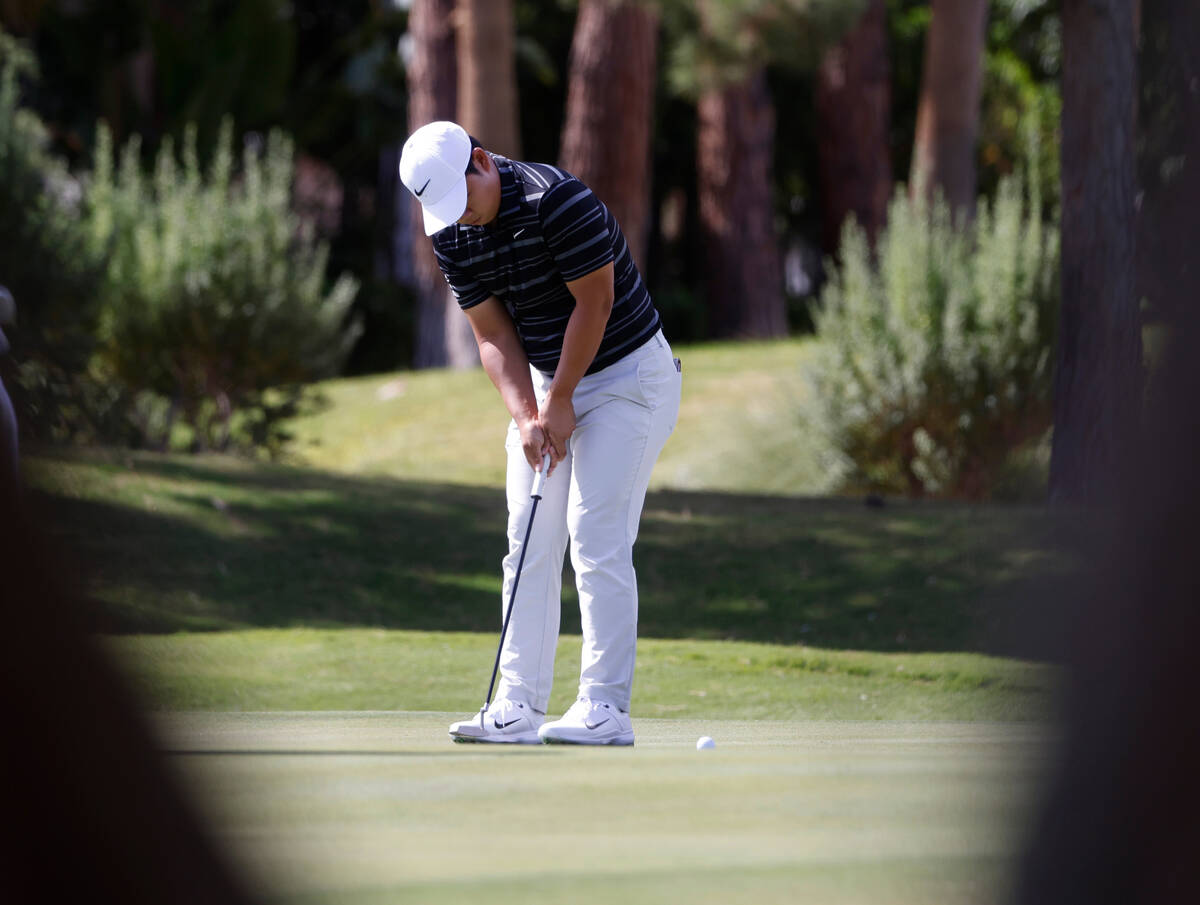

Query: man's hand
[534,261,613,474]
[538,390,576,471]
[517,416,550,474]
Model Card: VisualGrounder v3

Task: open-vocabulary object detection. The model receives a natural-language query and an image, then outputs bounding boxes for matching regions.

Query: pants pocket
[635,350,681,412]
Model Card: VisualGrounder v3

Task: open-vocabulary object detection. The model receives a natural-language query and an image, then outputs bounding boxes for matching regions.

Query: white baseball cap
[400,121,473,236]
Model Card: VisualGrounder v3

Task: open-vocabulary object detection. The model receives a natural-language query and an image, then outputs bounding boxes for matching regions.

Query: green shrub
[0,27,107,443]
[808,171,1058,499]
[87,119,360,453]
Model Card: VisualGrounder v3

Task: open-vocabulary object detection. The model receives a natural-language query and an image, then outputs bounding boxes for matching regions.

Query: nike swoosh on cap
[414,177,431,198]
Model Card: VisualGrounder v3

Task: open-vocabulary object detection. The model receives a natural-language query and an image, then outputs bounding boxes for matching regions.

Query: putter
[478,451,551,729]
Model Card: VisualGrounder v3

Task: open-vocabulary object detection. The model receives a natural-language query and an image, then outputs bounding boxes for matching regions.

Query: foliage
[659,0,867,97]
[978,0,1062,203]
[808,167,1059,499]
[86,119,361,453]
[29,0,297,166]
[0,27,108,443]
[888,0,1062,205]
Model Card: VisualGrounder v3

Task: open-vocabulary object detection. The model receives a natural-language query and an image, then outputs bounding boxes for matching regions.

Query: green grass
[286,337,832,495]
[18,340,1070,902]
[21,339,1069,902]
[26,449,1077,659]
[108,629,1051,721]
[23,337,1077,724]
[156,711,1048,905]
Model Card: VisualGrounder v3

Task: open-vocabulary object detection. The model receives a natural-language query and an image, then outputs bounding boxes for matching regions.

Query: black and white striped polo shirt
[431,155,661,376]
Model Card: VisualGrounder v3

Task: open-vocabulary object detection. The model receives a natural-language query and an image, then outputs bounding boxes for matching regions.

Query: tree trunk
[407,0,459,369]
[1048,0,1140,505]
[909,0,988,219]
[558,0,659,271]
[443,0,520,368]
[455,0,521,157]
[815,0,892,252]
[696,68,786,338]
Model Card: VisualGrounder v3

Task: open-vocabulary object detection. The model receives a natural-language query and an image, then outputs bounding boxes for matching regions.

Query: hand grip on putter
[530,452,551,499]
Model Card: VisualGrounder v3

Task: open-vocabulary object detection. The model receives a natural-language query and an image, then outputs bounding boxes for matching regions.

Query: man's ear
[472,147,491,172]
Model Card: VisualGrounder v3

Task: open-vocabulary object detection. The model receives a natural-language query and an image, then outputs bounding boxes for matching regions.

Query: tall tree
[407,0,458,369]
[558,0,659,270]
[1048,0,1140,504]
[814,0,891,252]
[456,0,521,157]
[909,0,988,218]
[696,67,786,337]
[443,0,521,368]
[664,0,862,338]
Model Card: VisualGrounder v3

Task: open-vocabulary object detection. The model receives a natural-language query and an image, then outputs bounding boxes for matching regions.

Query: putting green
[155,712,1049,905]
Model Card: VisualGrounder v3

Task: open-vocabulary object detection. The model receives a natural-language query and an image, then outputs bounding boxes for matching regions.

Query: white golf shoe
[448,699,543,744]
[538,698,634,746]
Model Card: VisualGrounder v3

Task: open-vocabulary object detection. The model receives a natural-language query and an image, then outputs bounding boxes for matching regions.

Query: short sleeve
[433,237,490,310]
[538,179,614,283]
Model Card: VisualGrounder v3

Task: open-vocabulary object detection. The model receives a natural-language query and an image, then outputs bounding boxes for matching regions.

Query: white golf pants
[496,329,681,713]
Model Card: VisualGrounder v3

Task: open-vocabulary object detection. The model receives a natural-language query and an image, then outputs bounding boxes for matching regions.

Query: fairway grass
[22,337,1067,903]
[158,711,1049,905]
[108,628,1054,721]
[27,449,1078,657]
[284,337,831,495]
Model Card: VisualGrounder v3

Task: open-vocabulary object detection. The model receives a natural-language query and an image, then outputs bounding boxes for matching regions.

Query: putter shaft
[481,454,551,715]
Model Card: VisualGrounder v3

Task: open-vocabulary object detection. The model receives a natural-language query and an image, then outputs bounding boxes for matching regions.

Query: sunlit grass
[109,628,1053,721]
[26,449,1077,659]
[285,337,831,495]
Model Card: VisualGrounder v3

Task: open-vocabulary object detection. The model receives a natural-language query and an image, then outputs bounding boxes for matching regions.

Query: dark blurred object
[0,481,264,904]
[0,284,17,485]
[1015,0,1200,901]
[1048,0,1141,505]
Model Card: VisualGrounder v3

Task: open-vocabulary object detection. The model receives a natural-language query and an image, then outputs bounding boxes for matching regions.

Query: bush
[87,119,360,453]
[808,171,1058,499]
[0,28,107,443]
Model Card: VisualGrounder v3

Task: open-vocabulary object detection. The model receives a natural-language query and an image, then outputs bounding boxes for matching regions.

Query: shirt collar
[492,155,524,228]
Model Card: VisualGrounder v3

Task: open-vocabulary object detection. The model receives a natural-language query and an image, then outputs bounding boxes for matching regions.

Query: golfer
[400,121,681,745]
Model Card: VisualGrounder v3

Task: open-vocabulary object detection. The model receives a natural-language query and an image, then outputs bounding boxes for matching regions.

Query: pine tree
[559,0,660,271]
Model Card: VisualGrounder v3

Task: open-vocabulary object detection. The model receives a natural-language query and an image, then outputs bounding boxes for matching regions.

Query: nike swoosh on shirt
[513,228,525,237]
[414,178,431,198]
[584,718,610,730]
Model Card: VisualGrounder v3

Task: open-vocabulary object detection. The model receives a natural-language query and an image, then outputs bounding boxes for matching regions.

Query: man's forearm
[547,264,615,403]
[546,303,609,402]
[463,297,540,428]
[478,333,539,428]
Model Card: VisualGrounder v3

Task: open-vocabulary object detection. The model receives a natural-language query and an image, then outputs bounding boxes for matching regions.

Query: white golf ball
[696,735,715,750]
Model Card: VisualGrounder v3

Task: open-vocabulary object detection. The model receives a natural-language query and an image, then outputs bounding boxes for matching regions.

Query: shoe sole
[448,731,542,745]
[539,733,635,747]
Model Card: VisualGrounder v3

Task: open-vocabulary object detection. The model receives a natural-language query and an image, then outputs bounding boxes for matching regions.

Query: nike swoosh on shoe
[584,718,610,730]
[494,718,523,729]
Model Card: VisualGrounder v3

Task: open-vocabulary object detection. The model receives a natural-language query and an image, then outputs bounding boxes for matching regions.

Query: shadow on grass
[28,450,1084,658]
